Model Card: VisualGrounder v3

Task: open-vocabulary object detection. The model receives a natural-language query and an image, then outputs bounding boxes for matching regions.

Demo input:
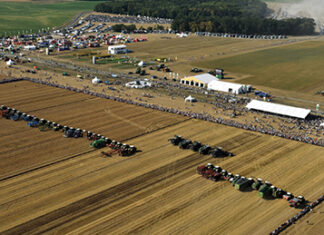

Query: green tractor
[199,145,212,155]
[190,141,202,151]
[179,139,192,149]
[258,181,273,198]
[168,135,184,146]
[235,177,254,191]
[231,174,241,186]
[90,139,107,149]
[252,178,263,190]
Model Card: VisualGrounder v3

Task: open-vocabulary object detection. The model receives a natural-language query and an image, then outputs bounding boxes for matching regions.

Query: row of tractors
[168,135,234,158]
[0,105,137,157]
[197,163,306,208]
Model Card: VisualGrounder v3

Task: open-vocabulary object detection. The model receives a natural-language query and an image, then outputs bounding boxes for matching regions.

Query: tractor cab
[283,192,294,201]
[199,145,211,155]
[169,135,183,145]
[190,141,202,151]
[179,139,192,149]
[289,196,305,208]
[252,178,263,190]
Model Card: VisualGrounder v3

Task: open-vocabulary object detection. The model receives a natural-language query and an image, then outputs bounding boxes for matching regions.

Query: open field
[0,81,186,179]
[196,40,324,94]
[0,1,97,35]
[0,80,323,234]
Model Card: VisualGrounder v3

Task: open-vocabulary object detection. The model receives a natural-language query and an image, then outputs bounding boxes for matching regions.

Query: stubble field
[0,81,323,234]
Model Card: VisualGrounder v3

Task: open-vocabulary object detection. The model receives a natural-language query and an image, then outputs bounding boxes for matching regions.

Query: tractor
[224,172,233,181]
[90,139,107,148]
[258,181,273,198]
[210,171,222,181]
[38,119,51,131]
[64,128,76,138]
[221,169,228,177]
[190,141,202,151]
[209,147,227,158]
[283,192,294,201]
[10,111,22,121]
[199,145,212,155]
[22,114,33,122]
[108,140,117,148]
[196,163,214,178]
[119,144,137,156]
[272,188,286,198]
[252,178,263,190]
[169,135,184,146]
[235,177,254,191]
[62,126,70,132]
[179,139,192,149]
[289,196,305,208]
[231,174,241,186]
[53,124,62,131]
[73,128,83,138]
[27,117,39,127]
[104,138,112,145]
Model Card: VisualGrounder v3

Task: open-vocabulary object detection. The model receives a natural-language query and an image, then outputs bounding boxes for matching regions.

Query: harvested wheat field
[0,81,323,235]
[0,81,186,179]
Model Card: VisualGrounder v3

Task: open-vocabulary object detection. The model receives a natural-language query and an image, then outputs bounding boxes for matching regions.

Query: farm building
[246,100,311,119]
[207,80,247,94]
[108,45,127,54]
[180,73,218,88]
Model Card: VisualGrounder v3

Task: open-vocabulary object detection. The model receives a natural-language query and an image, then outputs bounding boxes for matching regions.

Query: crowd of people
[195,31,287,40]
[270,194,324,235]
[2,77,323,147]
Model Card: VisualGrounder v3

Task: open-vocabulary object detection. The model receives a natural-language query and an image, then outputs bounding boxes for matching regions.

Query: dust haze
[268,0,324,32]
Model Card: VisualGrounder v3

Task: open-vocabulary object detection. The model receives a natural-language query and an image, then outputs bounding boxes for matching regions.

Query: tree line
[94,0,315,35]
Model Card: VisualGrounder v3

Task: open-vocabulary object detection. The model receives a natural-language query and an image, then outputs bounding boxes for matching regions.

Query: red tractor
[289,196,305,208]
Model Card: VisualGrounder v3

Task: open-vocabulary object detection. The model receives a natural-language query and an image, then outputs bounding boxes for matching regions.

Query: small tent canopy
[6,60,14,66]
[320,122,324,127]
[138,61,145,67]
[185,95,197,103]
[92,76,101,84]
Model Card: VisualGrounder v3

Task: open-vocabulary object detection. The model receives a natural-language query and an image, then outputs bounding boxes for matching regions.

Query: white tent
[320,123,324,128]
[6,60,14,66]
[92,77,101,84]
[246,99,311,119]
[207,80,245,94]
[185,95,197,103]
[138,61,145,67]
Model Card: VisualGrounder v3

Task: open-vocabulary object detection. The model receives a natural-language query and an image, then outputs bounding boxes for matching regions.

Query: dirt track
[0,81,323,234]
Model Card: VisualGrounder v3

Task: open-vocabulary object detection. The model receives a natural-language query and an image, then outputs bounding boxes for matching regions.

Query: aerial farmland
[0,0,324,234]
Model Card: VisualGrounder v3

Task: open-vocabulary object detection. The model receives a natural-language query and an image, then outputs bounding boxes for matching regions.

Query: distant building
[108,44,127,54]
[180,73,218,88]
[207,80,247,94]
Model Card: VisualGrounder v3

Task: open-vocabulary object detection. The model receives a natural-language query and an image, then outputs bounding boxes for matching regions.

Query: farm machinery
[289,196,305,208]
[190,141,202,151]
[168,135,184,146]
[64,128,83,138]
[169,135,234,158]
[2,105,138,158]
[196,163,306,208]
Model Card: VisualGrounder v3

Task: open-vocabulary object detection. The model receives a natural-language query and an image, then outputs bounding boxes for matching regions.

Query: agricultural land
[0,81,323,234]
[0,1,98,35]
